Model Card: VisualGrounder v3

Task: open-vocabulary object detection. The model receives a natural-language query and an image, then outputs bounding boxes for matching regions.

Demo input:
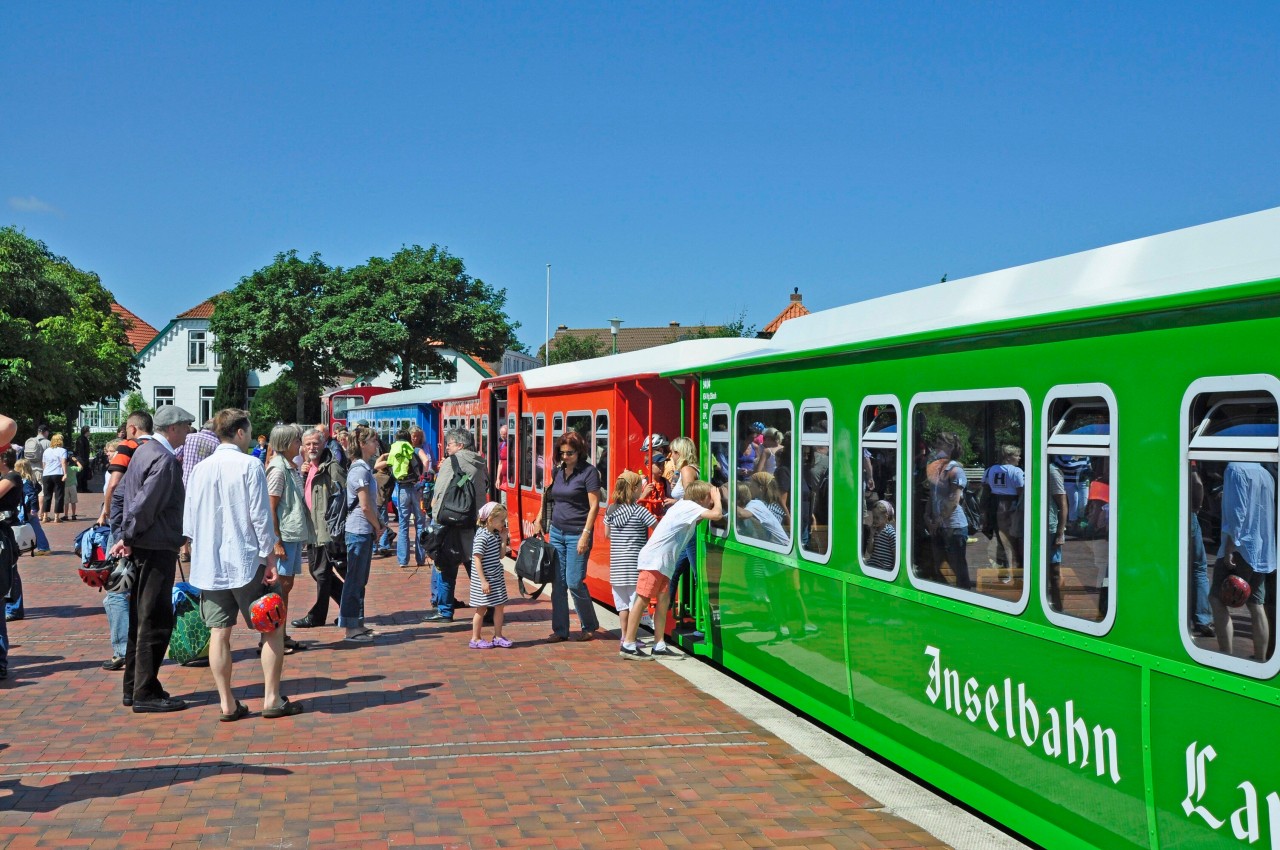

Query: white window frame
[907,388,1032,615]
[798,398,833,565]
[708,404,731,538]
[154,387,175,408]
[188,330,207,368]
[199,386,217,426]
[734,400,796,556]
[858,394,902,580]
[1040,384,1118,636]
[1179,374,1280,680]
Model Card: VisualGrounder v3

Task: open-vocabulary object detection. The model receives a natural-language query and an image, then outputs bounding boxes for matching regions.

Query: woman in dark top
[1,447,25,677]
[535,431,603,641]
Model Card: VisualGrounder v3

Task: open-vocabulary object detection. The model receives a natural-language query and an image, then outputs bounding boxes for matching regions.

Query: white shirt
[637,499,705,578]
[184,443,278,591]
[41,446,67,478]
[152,432,177,455]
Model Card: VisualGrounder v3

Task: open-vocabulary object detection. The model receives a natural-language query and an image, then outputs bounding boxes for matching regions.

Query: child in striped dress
[603,471,656,645]
[470,502,511,649]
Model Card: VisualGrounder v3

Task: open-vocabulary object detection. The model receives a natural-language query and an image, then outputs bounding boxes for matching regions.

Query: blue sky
[3,3,1278,349]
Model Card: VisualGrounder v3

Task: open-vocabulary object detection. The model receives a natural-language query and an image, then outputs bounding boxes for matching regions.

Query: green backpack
[388,440,417,483]
[169,586,211,665]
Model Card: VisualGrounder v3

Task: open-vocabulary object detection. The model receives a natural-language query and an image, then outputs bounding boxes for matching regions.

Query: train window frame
[595,410,610,486]
[906,388,1032,616]
[708,404,731,538]
[506,414,516,490]
[520,413,535,490]
[480,415,489,461]
[858,395,902,580]
[1040,384,1118,636]
[534,414,547,493]
[733,400,796,556]
[1179,375,1280,680]
[798,399,833,565]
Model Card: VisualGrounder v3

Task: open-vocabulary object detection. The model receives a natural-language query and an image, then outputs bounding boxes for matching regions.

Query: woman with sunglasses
[536,430,604,641]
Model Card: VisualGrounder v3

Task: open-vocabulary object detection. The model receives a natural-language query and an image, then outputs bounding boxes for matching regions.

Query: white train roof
[512,337,768,391]
[751,205,1280,362]
[346,381,481,413]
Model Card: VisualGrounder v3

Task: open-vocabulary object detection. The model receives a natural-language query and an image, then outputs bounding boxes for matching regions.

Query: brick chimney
[669,321,680,328]
[790,287,802,303]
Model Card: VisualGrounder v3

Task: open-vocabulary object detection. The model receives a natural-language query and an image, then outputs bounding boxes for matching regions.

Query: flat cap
[153,405,196,428]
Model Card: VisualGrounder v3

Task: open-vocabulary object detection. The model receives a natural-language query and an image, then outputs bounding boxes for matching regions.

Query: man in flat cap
[110,404,194,713]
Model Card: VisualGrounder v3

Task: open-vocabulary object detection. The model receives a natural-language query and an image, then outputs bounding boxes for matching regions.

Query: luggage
[436,455,477,526]
[11,523,35,554]
[169,583,210,665]
[514,534,555,600]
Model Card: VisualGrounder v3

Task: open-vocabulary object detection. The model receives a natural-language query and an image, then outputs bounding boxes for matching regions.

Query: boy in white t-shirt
[620,480,723,660]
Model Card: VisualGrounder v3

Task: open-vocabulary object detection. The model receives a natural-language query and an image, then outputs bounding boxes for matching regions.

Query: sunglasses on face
[560,449,577,456]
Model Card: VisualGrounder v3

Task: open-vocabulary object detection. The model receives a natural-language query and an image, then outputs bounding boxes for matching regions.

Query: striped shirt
[867,524,897,571]
[604,502,656,586]
[181,429,220,487]
[469,527,509,607]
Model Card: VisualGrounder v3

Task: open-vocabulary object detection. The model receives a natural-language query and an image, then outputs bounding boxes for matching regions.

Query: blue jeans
[0,604,7,670]
[1065,480,1086,524]
[669,538,697,606]
[395,483,426,566]
[1191,514,1211,627]
[25,513,50,552]
[433,526,473,619]
[340,533,373,629]
[105,590,130,658]
[550,525,598,637]
[5,564,22,619]
[377,503,394,550]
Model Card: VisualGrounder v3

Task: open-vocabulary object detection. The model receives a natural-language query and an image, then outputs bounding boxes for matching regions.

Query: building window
[245,387,258,407]
[199,387,216,425]
[860,398,900,577]
[1182,378,1280,679]
[708,406,731,537]
[798,400,832,563]
[188,331,207,367]
[154,387,175,408]
[734,403,794,554]
[909,391,1029,613]
[1043,387,1116,634]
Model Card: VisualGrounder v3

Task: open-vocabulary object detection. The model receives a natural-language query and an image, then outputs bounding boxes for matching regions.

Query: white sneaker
[640,613,654,629]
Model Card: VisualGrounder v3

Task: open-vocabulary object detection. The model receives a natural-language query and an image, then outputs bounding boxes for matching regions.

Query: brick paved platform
[1,493,951,849]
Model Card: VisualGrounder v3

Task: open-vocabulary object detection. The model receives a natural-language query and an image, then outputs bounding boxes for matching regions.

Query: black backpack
[436,455,477,526]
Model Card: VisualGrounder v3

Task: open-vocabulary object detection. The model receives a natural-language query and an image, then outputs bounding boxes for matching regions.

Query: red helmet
[78,565,112,590]
[1221,574,1252,608]
[250,591,285,632]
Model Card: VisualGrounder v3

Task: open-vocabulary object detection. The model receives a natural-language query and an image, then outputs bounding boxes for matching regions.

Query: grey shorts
[200,565,269,629]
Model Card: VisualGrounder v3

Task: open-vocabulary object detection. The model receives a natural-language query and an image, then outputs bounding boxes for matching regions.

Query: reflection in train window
[481,415,489,461]
[595,411,610,487]
[708,406,731,537]
[534,414,546,492]
[506,414,516,489]
[799,401,832,562]
[1186,387,1278,670]
[735,405,793,553]
[1044,392,1114,628]
[519,414,533,489]
[860,399,899,576]
[911,396,1027,603]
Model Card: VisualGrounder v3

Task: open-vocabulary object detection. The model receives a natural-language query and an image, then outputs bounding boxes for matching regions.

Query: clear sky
[3,3,1278,347]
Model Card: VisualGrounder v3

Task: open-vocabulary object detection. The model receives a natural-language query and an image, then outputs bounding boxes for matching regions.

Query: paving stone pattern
[0,494,950,849]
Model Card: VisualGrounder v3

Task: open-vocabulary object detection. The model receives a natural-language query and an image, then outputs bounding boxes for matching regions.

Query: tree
[209,251,342,423]
[535,334,606,365]
[248,373,301,429]
[0,226,138,429]
[212,345,249,412]
[335,245,519,389]
[683,310,757,340]
[123,391,151,417]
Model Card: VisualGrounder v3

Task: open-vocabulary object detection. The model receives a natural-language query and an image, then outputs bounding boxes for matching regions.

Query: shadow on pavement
[307,681,442,715]
[0,762,291,813]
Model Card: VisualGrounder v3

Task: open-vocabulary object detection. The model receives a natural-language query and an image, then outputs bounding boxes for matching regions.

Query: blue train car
[345,384,475,470]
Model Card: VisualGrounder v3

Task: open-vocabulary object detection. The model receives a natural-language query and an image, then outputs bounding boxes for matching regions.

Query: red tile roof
[761,291,811,335]
[176,299,215,319]
[110,303,160,352]
[552,324,723,355]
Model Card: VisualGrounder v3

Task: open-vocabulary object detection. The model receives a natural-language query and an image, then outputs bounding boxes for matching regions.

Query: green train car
[670,207,1280,850]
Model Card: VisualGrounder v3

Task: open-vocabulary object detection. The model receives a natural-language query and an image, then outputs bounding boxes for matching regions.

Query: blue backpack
[74,525,113,567]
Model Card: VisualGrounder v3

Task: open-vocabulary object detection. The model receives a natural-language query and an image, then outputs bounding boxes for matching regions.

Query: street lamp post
[609,317,623,355]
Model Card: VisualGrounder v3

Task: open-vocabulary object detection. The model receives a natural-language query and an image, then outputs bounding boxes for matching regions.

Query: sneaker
[619,645,652,660]
[999,571,1013,585]
[639,613,654,629]
[468,639,493,649]
[650,645,685,660]
[492,636,513,648]
[102,656,125,671]
[33,550,51,557]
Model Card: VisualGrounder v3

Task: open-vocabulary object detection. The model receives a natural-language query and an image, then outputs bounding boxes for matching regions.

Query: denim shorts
[277,541,304,577]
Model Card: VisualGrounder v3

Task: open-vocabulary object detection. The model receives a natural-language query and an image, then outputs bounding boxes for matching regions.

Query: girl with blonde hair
[604,470,656,642]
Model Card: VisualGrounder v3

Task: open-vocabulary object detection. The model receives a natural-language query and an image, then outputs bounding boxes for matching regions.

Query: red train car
[438,338,763,605]
[321,385,394,434]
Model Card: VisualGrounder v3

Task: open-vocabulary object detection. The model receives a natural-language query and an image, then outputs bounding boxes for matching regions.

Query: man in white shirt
[184,408,302,721]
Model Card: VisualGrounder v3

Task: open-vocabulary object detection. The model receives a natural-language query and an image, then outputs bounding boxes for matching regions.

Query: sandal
[262,699,304,719]
[492,636,513,648]
[219,701,249,722]
[546,633,568,643]
[571,630,601,642]
[344,632,374,643]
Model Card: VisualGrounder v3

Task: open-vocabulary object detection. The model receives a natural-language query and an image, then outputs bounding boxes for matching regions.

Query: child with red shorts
[620,480,722,660]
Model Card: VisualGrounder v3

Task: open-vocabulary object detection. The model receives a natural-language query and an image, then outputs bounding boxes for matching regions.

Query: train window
[799,400,832,563]
[595,411,610,486]
[553,414,564,441]
[520,413,534,489]
[859,397,900,578]
[506,414,516,489]
[708,406,731,537]
[909,391,1030,614]
[1182,378,1280,679]
[481,415,489,460]
[534,415,546,493]
[734,403,794,554]
[1042,388,1116,635]
[566,412,591,447]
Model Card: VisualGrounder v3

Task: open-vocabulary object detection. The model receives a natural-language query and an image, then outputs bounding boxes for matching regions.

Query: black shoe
[1192,623,1216,638]
[0,665,7,680]
[619,645,652,661]
[291,615,321,628]
[102,656,126,671]
[133,696,187,713]
[649,645,686,660]
[5,613,21,622]
[451,599,470,609]
[122,695,133,707]
[423,613,452,622]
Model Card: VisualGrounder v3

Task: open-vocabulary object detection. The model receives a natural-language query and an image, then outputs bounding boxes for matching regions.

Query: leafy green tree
[684,310,757,340]
[210,251,344,423]
[536,334,606,365]
[0,226,137,428]
[335,245,519,389]
[249,373,302,428]
[123,391,151,417]
[212,345,249,411]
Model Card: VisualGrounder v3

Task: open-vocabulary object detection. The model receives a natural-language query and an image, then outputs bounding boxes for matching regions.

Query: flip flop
[344,632,374,643]
[219,701,249,722]
[262,699,304,719]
